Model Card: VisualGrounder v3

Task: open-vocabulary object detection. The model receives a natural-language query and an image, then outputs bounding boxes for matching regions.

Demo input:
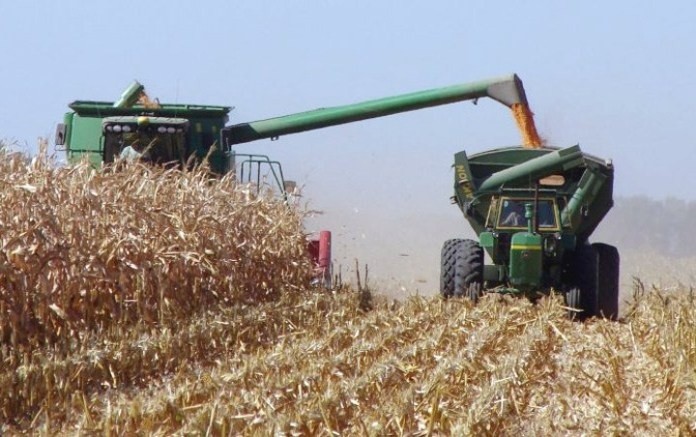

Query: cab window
[496,198,558,230]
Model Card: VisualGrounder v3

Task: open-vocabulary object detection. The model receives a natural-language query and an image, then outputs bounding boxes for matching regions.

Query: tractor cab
[489,197,561,232]
[479,195,573,291]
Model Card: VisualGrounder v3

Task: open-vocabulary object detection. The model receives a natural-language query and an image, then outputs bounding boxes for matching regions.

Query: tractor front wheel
[440,239,484,301]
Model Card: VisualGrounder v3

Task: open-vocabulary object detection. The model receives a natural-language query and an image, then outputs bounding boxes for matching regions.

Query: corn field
[1,150,695,435]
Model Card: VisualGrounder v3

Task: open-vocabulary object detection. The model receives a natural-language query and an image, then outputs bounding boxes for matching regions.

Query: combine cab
[443,145,619,319]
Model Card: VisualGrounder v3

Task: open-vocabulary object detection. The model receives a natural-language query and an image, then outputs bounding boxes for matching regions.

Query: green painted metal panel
[561,168,607,229]
[509,232,543,287]
[113,81,145,108]
[69,101,231,118]
[479,231,495,249]
[66,114,104,166]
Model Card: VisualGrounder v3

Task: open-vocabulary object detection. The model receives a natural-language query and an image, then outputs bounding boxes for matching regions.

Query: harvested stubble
[5,283,696,434]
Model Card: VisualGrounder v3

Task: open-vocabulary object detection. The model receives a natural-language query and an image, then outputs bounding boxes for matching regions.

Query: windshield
[103,128,186,165]
[497,198,558,230]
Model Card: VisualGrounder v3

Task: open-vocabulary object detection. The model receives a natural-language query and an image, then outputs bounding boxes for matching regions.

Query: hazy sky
[2,2,694,292]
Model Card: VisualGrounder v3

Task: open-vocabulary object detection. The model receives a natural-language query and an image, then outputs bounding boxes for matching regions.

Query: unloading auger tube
[221,74,531,147]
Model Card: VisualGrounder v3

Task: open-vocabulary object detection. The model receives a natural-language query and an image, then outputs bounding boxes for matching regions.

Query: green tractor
[443,145,619,319]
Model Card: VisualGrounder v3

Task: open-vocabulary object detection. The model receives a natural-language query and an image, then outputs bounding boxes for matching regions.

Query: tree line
[594,196,696,257]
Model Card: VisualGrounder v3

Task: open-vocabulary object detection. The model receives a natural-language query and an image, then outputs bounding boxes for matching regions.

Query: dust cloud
[305,206,473,299]
[306,196,696,302]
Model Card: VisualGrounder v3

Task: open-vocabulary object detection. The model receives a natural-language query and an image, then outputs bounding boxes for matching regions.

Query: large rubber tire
[593,243,620,320]
[440,239,484,301]
[564,243,598,320]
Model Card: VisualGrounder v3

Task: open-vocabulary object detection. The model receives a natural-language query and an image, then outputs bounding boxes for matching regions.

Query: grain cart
[443,145,619,319]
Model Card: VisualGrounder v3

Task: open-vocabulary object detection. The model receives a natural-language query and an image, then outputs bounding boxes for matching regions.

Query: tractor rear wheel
[440,239,484,301]
[593,243,620,320]
[564,243,598,320]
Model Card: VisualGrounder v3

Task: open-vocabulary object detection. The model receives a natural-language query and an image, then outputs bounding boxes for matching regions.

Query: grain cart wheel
[564,243,598,320]
[440,239,484,301]
[440,239,461,298]
[593,243,620,320]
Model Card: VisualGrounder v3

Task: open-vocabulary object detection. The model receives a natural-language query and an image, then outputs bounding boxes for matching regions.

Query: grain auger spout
[221,74,540,148]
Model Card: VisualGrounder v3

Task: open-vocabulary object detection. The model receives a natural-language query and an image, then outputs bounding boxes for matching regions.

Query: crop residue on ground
[1,150,694,435]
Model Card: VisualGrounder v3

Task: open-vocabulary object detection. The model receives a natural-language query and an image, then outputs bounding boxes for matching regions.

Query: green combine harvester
[56,74,618,319]
[55,81,276,181]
